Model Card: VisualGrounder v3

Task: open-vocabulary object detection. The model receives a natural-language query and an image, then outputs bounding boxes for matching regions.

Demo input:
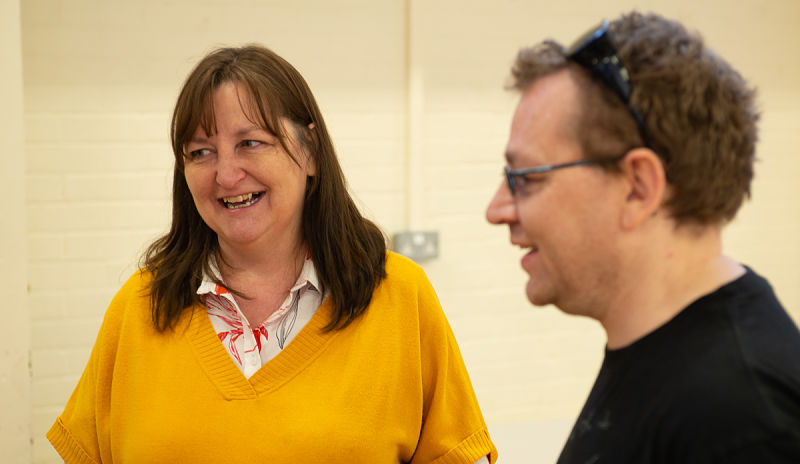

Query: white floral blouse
[197,253,323,378]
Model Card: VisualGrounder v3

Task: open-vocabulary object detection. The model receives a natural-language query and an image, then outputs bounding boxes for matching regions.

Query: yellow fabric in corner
[48,252,497,463]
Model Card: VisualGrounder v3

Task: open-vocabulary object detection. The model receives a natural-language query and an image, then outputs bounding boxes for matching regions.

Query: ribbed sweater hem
[47,418,98,464]
[433,428,498,464]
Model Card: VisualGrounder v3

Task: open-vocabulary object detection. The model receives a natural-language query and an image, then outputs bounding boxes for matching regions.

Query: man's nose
[215,149,246,188]
[486,180,518,225]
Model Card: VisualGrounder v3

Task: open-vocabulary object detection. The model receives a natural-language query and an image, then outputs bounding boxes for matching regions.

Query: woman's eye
[241,140,262,148]
[187,148,212,160]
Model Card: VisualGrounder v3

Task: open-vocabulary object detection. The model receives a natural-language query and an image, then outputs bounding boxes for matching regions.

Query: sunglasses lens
[565,20,610,56]
[564,20,650,150]
[567,23,633,105]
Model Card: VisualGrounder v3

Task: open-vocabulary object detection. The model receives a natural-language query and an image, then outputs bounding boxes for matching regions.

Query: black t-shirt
[558,268,800,463]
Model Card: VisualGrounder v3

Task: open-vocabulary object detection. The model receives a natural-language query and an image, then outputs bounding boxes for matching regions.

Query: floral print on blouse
[196,254,323,378]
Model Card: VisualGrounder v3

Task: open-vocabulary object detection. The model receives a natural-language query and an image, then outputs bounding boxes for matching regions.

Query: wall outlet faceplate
[392,231,439,261]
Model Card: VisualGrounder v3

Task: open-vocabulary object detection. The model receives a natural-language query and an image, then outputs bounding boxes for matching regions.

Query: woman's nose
[486,180,518,225]
[215,149,246,188]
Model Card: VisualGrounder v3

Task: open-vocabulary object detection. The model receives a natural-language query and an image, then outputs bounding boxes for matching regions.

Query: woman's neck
[216,240,308,327]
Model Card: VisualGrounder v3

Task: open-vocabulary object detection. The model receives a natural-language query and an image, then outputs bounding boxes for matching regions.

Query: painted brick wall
[22,1,407,462]
[1,0,31,462]
[415,2,800,459]
[416,4,800,459]
[17,1,800,463]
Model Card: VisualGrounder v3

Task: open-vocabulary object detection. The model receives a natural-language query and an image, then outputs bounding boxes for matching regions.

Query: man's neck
[599,224,745,349]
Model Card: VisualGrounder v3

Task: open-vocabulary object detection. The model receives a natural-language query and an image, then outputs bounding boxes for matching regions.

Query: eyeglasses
[504,153,627,195]
[566,20,650,148]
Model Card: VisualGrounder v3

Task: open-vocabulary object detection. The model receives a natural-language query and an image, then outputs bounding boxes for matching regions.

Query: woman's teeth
[222,192,261,209]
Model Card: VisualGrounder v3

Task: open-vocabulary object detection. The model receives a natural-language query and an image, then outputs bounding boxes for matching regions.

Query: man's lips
[518,245,539,270]
[511,239,537,251]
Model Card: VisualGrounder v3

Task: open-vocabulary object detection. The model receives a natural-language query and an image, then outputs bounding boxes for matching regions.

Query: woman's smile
[220,191,264,209]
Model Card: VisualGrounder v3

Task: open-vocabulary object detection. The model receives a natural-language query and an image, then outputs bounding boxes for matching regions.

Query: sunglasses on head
[502,21,652,196]
[565,19,650,149]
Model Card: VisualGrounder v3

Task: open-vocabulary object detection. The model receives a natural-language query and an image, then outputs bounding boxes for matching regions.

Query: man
[486,11,800,463]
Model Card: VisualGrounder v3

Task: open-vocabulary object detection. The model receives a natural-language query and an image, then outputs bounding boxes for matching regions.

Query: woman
[48,45,497,463]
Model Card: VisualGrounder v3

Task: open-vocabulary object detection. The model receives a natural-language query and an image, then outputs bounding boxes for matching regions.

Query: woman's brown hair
[142,45,386,332]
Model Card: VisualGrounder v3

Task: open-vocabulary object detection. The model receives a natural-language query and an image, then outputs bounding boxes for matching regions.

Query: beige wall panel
[412,0,800,461]
[20,0,799,462]
[1,0,32,462]
[22,1,406,461]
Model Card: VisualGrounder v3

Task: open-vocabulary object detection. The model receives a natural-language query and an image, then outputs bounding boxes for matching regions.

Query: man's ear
[618,148,666,230]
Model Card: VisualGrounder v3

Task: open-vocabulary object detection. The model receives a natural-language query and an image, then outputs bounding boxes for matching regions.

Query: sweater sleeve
[46,272,143,464]
[409,265,498,464]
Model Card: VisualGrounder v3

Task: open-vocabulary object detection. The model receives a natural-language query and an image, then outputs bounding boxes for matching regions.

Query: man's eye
[516,175,539,188]
[515,175,544,194]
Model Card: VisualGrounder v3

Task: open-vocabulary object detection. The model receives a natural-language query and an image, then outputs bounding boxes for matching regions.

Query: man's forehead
[513,71,579,126]
[506,70,582,164]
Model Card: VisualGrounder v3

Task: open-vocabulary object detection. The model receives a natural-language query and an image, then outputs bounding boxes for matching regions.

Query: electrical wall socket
[392,231,439,261]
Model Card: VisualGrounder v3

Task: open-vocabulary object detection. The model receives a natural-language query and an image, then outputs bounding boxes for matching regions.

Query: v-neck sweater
[48,251,497,463]
[199,253,323,378]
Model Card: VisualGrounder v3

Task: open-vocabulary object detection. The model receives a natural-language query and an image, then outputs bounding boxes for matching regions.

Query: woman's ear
[305,154,317,177]
[618,148,667,230]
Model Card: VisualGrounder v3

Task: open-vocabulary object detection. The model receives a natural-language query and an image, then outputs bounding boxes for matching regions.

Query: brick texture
[17,1,800,463]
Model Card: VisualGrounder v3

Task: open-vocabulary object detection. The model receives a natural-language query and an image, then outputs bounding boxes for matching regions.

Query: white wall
[0,0,31,461]
[12,1,800,463]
